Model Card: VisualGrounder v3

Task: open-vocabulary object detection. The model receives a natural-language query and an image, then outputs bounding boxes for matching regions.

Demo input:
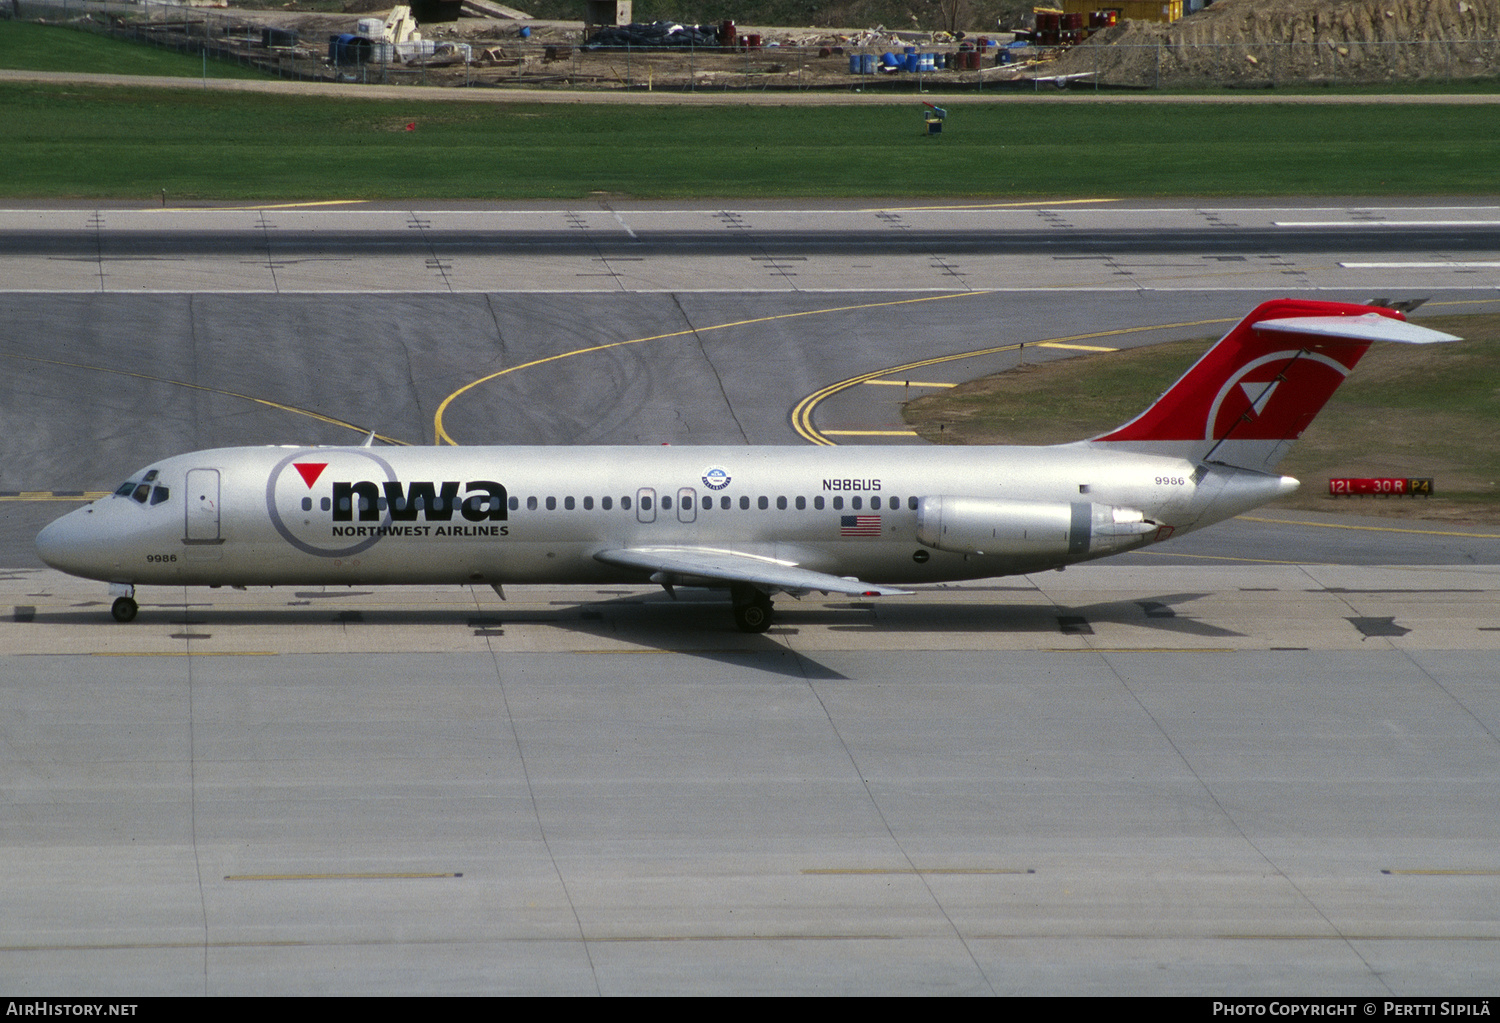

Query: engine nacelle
[915,496,1157,558]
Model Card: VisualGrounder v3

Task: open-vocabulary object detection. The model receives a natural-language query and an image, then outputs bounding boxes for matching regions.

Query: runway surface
[3,200,1499,295]
[3,199,1498,995]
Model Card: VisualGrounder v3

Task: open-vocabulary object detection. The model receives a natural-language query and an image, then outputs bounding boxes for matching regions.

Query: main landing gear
[730,584,774,634]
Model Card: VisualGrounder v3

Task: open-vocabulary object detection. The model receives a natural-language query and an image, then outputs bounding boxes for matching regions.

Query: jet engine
[915,496,1157,558]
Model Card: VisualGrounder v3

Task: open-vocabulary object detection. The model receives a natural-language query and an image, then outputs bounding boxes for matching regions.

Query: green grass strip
[4,75,1500,199]
[0,20,269,79]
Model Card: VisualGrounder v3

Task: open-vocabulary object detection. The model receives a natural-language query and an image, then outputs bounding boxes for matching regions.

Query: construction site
[12,0,1500,90]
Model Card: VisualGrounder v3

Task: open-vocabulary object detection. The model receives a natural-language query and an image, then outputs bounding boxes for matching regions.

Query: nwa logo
[331,480,507,522]
[266,449,507,559]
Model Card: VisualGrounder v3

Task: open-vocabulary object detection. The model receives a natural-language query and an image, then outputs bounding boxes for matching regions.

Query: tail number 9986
[1155,476,1187,486]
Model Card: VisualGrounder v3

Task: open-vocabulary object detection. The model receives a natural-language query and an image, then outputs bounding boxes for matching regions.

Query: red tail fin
[1091,299,1458,470]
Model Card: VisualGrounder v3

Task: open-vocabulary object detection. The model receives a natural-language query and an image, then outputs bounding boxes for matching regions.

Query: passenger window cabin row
[509,494,918,512]
[336,493,921,514]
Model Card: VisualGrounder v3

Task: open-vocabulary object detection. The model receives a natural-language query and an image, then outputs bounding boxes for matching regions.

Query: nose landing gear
[108,583,137,623]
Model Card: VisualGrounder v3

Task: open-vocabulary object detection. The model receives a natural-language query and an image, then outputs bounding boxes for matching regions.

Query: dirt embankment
[1052,0,1500,87]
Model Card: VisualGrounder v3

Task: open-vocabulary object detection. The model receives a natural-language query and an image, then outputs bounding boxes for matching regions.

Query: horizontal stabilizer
[595,547,911,597]
[1256,314,1461,345]
[1088,297,1465,472]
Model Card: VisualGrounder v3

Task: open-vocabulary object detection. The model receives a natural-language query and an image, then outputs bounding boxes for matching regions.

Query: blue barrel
[860,53,876,74]
[903,52,918,72]
[918,53,937,71]
[329,33,355,60]
[850,54,861,73]
[881,51,899,68]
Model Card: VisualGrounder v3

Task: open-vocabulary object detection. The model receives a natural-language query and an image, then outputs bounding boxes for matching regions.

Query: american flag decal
[840,515,881,537]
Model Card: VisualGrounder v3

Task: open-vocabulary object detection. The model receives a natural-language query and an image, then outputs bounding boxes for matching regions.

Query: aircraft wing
[594,547,912,597]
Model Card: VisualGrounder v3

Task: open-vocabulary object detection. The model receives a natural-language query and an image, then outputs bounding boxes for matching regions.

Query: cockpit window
[114,470,170,505]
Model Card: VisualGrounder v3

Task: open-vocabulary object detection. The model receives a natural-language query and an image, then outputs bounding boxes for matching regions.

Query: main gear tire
[732,596,773,634]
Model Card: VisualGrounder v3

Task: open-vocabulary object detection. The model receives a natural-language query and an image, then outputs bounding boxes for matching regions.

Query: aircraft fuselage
[36,443,1293,590]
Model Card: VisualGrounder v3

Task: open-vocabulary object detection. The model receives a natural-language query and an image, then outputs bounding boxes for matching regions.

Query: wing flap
[594,547,911,597]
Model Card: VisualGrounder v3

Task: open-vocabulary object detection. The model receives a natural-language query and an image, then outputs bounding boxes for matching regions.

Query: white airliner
[36,299,1458,632]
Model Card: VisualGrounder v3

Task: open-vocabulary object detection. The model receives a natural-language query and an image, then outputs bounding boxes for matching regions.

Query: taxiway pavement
[2,200,1498,995]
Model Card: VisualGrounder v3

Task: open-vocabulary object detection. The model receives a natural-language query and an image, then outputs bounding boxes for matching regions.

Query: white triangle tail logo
[1240,380,1279,417]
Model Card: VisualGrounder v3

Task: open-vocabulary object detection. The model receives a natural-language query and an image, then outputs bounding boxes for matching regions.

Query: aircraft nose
[35,508,79,569]
[35,505,111,578]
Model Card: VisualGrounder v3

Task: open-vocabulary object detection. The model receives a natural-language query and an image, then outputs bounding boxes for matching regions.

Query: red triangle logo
[293,463,327,488]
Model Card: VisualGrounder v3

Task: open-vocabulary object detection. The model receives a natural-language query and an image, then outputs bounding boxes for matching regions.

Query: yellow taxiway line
[790,317,1233,446]
[155,200,368,212]
[0,491,109,502]
[1241,516,1500,540]
[863,379,957,388]
[0,352,406,445]
[432,291,992,446]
